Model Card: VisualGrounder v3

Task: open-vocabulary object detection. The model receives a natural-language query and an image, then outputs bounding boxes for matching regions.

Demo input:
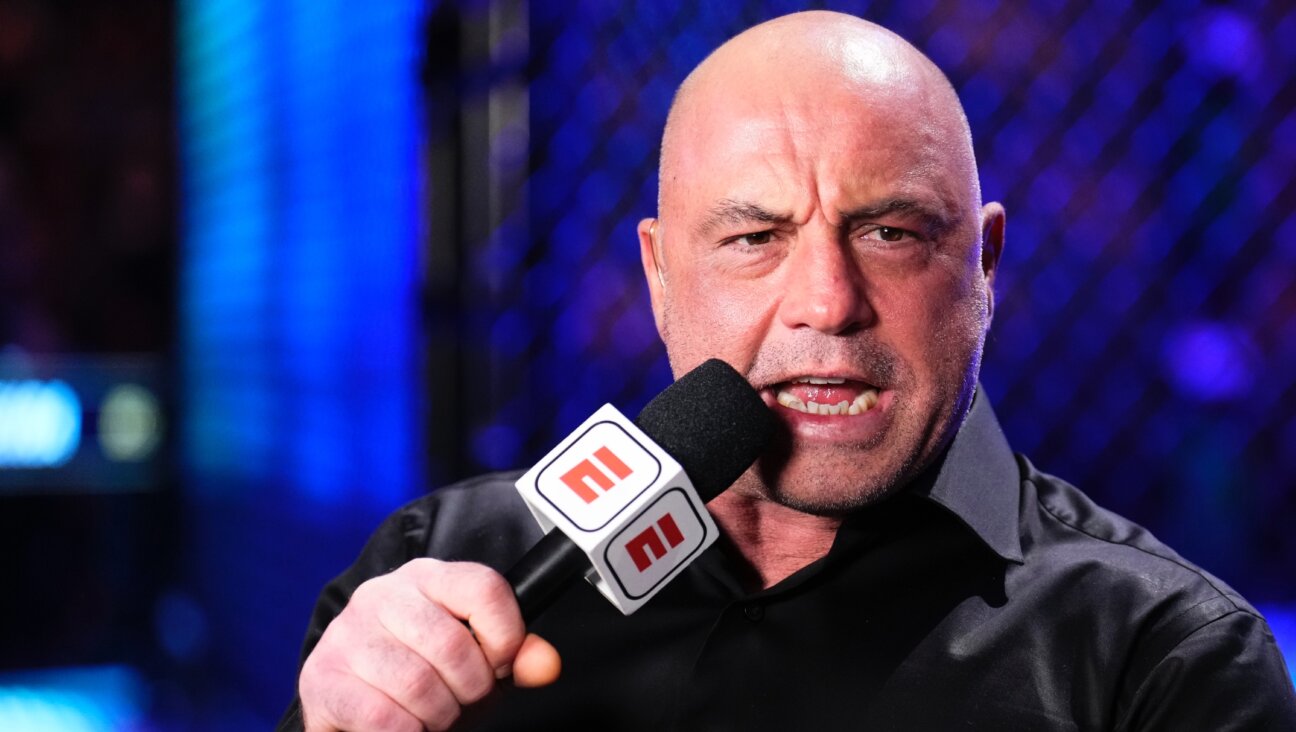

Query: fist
[299,559,561,731]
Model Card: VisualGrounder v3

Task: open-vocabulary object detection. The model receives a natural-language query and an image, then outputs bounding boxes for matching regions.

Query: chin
[754,447,915,517]
[767,475,904,516]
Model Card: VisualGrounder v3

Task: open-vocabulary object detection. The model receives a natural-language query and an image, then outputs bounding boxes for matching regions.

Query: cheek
[880,265,988,368]
[661,275,778,368]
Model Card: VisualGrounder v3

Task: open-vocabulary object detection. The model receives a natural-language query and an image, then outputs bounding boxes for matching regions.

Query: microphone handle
[504,529,592,623]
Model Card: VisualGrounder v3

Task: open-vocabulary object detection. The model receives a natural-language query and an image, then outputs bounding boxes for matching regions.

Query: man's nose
[776,233,874,334]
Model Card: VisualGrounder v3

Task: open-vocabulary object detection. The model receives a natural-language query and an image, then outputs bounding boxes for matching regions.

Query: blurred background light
[1162,321,1258,402]
[0,356,166,491]
[174,0,426,719]
[97,384,162,462]
[1261,605,1296,685]
[0,666,144,732]
[0,379,80,468]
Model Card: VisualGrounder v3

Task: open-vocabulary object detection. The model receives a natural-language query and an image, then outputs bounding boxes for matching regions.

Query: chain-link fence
[432,0,1296,601]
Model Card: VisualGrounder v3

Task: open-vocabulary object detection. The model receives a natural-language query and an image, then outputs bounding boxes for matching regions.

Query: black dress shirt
[279,394,1296,730]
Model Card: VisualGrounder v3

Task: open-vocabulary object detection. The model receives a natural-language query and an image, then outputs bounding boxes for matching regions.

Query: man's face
[641,67,1003,514]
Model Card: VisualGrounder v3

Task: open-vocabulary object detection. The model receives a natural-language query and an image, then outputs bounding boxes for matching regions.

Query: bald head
[636,10,1006,513]
[658,11,980,223]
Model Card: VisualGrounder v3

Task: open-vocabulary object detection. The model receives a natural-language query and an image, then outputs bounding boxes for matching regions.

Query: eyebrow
[839,198,960,237]
[694,196,960,241]
[693,199,792,241]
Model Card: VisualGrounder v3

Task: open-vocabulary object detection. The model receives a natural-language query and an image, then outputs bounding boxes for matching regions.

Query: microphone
[506,359,775,621]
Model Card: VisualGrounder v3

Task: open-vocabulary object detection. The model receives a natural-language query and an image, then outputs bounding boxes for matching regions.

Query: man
[281,11,1296,731]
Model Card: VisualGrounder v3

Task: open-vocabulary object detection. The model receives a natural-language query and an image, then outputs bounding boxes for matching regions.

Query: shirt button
[743,603,764,622]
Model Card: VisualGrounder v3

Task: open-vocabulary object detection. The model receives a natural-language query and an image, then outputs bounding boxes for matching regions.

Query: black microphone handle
[503,529,590,623]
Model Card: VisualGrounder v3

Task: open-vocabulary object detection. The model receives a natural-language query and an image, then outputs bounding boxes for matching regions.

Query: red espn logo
[602,487,710,606]
[560,445,633,503]
[533,417,662,535]
[624,513,685,571]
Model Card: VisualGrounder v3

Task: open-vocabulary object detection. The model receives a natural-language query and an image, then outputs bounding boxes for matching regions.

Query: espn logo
[560,446,633,503]
[606,488,708,599]
[624,514,685,571]
[536,420,662,533]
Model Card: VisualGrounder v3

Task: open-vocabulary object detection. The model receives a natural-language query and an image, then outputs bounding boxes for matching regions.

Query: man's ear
[638,217,667,335]
[979,202,1006,323]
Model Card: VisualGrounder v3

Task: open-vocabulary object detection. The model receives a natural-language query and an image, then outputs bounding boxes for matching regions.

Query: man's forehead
[658,13,975,221]
[666,89,959,217]
[679,94,939,162]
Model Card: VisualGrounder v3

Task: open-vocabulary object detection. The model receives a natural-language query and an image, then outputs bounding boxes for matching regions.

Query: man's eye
[861,226,910,243]
[736,231,774,246]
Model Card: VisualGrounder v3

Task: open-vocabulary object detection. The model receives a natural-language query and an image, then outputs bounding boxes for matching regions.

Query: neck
[707,489,842,589]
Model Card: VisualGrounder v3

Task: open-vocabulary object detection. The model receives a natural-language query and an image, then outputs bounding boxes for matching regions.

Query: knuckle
[422,619,492,684]
[356,701,420,732]
[403,557,457,587]
[299,642,345,695]
[298,662,324,699]
[474,558,503,582]
[389,662,440,706]
[347,576,383,608]
[315,614,363,659]
[440,560,502,593]
[470,564,514,601]
[467,561,508,589]
[427,620,479,669]
[424,703,461,732]
[298,670,388,732]
[410,674,464,731]
[458,671,496,705]
[400,556,446,577]
[406,559,516,616]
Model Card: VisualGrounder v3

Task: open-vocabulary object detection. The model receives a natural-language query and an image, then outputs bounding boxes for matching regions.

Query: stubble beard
[721,312,986,518]
[657,283,989,518]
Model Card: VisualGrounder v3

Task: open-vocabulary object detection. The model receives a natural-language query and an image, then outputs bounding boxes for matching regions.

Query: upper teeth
[793,376,846,385]
[776,387,879,415]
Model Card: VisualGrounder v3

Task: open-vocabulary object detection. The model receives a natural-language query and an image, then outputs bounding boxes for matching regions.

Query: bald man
[280,12,1296,731]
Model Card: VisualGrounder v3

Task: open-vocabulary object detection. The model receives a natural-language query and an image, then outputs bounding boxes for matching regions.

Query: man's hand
[299,559,562,732]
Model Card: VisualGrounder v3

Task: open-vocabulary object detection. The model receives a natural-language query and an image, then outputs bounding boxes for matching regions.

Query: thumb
[511,632,562,688]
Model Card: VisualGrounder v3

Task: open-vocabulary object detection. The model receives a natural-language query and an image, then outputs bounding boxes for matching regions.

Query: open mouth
[772,377,881,416]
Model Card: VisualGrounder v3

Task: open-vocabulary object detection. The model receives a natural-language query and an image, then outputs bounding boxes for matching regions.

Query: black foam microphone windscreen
[635,358,776,501]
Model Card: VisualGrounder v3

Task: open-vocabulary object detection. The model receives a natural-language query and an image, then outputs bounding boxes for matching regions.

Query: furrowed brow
[841,198,960,237]
[694,199,791,240]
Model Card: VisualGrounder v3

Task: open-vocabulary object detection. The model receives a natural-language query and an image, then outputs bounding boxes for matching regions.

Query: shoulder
[1012,459,1296,724]
[1021,456,1251,612]
[1011,459,1296,721]
[1015,456,1267,669]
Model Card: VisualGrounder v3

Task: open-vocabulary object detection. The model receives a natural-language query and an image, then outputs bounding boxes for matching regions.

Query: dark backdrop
[0,0,1292,728]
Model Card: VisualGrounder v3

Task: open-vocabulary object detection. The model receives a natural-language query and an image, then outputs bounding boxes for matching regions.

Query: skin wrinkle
[638,11,1004,587]
[694,199,788,242]
[699,197,960,245]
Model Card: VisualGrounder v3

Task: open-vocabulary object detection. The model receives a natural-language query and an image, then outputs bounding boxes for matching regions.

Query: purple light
[1161,321,1257,402]
[1185,9,1260,78]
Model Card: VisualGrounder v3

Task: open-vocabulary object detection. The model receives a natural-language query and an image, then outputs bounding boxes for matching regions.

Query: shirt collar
[907,385,1024,564]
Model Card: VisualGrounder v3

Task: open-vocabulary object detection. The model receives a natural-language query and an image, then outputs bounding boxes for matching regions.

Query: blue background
[0,0,1292,728]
